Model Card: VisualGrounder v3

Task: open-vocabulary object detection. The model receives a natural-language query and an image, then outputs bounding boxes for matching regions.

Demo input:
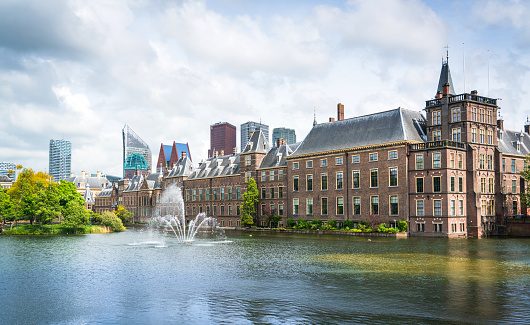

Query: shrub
[101,211,125,232]
[326,220,337,229]
[286,218,296,228]
[397,220,407,232]
[343,220,355,229]
[91,213,102,224]
[376,223,399,233]
[298,219,310,229]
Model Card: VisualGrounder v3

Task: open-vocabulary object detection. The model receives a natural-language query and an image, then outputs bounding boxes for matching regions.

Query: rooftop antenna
[488,50,490,97]
[463,42,466,93]
[444,44,449,63]
[313,105,317,126]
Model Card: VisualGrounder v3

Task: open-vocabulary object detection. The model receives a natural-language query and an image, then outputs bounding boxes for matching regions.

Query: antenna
[463,42,466,93]
[488,50,490,97]
[444,45,449,63]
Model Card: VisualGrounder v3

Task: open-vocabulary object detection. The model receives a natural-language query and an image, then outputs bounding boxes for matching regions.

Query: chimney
[182,151,187,158]
[329,117,335,122]
[497,118,504,131]
[525,117,530,135]
[337,103,344,121]
[276,138,286,148]
[219,150,224,156]
[97,171,101,178]
[70,172,75,177]
[442,83,450,96]
[471,90,478,95]
[214,150,218,158]
[81,171,86,178]
[233,147,237,155]
[436,91,442,99]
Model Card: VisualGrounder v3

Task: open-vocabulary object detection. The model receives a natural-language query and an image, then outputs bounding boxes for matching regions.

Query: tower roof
[436,61,455,96]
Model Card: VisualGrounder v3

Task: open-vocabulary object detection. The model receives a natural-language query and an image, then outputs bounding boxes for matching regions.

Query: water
[1,230,530,324]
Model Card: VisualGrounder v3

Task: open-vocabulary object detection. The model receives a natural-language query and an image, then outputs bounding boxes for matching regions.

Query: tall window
[416,200,424,216]
[306,198,313,215]
[487,155,493,170]
[293,198,299,215]
[352,171,360,188]
[336,172,344,189]
[434,200,442,216]
[279,169,283,181]
[221,187,225,200]
[261,187,266,199]
[502,158,505,172]
[353,197,361,215]
[450,153,455,168]
[416,178,424,193]
[433,177,441,192]
[471,107,477,121]
[452,128,461,142]
[451,200,455,216]
[236,186,241,200]
[370,169,378,187]
[321,198,328,215]
[389,167,398,186]
[452,107,461,122]
[433,153,441,168]
[512,159,516,173]
[228,187,233,200]
[416,155,424,170]
[458,154,463,169]
[293,176,299,191]
[261,171,266,182]
[306,175,313,191]
[488,178,494,193]
[213,188,218,200]
[270,170,275,181]
[270,187,275,199]
[433,131,441,141]
[432,111,441,125]
[480,129,485,143]
[278,187,283,198]
[321,173,328,190]
[245,156,251,166]
[390,195,398,215]
[337,197,344,215]
[512,179,517,193]
[472,128,477,142]
[459,200,464,216]
[278,204,283,216]
[487,130,493,144]
[481,178,486,193]
[206,188,210,201]
[371,196,379,215]
[450,176,455,192]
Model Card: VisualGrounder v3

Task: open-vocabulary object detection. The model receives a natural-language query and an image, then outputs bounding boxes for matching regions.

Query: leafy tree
[62,199,89,234]
[115,205,133,223]
[35,182,61,230]
[266,215,282,228]
[241,177,258,227]
[101,211,125,232]
[397,220,408,232]
[57,181,84,207]
[521,155,530,209]
[0,189,14,232]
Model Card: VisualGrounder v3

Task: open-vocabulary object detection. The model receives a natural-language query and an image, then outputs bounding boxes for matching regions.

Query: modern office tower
[272,127,296,145]
[241,121,269,150]
[49,139,71,181]
[0,162,17,180]
[209,122,237,157]
[122,124,152,178]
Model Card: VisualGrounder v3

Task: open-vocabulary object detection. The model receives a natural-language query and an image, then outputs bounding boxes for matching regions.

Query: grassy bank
[1,224,114,235]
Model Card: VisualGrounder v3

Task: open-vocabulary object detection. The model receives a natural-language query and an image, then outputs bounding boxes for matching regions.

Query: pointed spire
[436,52,456,96]
[313,105,317,126]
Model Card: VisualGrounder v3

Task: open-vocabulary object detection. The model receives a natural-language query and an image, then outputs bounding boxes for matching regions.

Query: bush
[397,220,407,232]
[101,211,125,232]
[326,220,337,228]
[91,213,102,224]
[286,218,296,228]
[298,219,310,229]
[377,223,399,233]
[343,220,355,229]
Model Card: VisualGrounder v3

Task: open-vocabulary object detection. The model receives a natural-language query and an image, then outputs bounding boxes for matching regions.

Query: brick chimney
[329,117,335,122]
[81,171,86,178]
[442,83,450,96]
[436,91,442,99]
[497,118,504,131]
[471,90,478,95]
[276,138,286,148]
[337,103,344,121]
[219,150,224,156]
[182,151,187,158]
[97,171,101,178]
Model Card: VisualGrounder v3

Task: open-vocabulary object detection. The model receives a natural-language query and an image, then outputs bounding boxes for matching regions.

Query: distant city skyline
[49,139,71,181]
[241,121,269,151]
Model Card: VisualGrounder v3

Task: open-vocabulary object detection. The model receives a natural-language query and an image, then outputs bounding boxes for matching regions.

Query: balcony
[426,93,497,107]
[409,140,466,151]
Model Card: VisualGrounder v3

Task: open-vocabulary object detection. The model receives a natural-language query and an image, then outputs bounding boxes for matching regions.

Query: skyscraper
[49,139,71,181]
[209,122,237,157]
[241,121,269,150]
[272,127,296,145]
[122,124,152,178]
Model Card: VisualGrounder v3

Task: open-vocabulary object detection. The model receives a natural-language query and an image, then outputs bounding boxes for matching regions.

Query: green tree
[115,205,133,223]
[101,211,125,232]
[62,199,89,234]
[35,182,61,230]
[0,189,14,232]
[521,155,530,208]
[240,177,258,227]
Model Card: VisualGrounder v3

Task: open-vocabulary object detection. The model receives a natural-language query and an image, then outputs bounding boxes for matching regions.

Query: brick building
[208,122,237,158]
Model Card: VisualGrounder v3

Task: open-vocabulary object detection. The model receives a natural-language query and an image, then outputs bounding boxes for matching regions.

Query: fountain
[151,185,217,243]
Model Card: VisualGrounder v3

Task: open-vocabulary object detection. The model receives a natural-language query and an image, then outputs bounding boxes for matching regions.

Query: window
[369,153,378,161]
[279,169,283,181]
[221,206,225,215]
[416,155,424,170]
[371,196,379,215]
[293,176,299,191]
[245,156,251,166]
[352,155,360,163]
[459,200,464,216]
[432,110,441,125]
[512,159,516,173]
[512,179,517,193]
[488,178,494,193]
[228,187,233,200]
[452,128,461,142]
[434,200,442,216]
[390,195,398,215]
[278,187,283,198]
[487,155,493,170]
[502,158,505,172]
[306,198,313,215]
[192,189,196,201]
[206,188,210,201]
[450,153,455,168]
[321,173,328,190]
[433,153,441,169]
[389,150,397,160]
[307,175,313,191]
[186,190,190,201]
[270,170,274,181]
[293,199,299,215]
[471,107,477,121]
[458,154,463,169]
[336,157,343,165]
[261,187,266,199]
[321,198,328,215]
[306,161,313,168]
[451,200,455,216]
[416,200,424,216]
[337,197,344,215]
[261,171,266,182]
[452,107,461,122]
[220,187,225,200]
[353,197,361,215]
[417,223,425,232]
[370,169,378,187]
[229,206,233,215]
[433,177,441,192]
[434,223,443,232]
[416,178,424,193]
[481,178,486,193]
[479,154,485,169]
[433,131,441,141]
[480,129,485,143]
[245,172,251,182]
[321,159,327,166]
[236,186,241,200]
[460,222,465,232]
[336,172,344,189]
[278,204,283,216]
[389,167,398,186]
[293,162,299,170]
[352,171,360,188]
[213,188,218,200]
[471,128,477,143]
[487,130,493,144]
[513,200,518,215]
[270,187,275,199]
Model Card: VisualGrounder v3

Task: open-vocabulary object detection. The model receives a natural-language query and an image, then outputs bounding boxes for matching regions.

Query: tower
[122,124,152,178]
[49,139,71,181]
[209,122,237,157]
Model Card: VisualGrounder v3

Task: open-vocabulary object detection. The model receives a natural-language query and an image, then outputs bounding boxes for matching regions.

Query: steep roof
[498,129,530,156]
[124,175,143,191]
[167,156,193,178]
[64,175,110,189]
[187,154,240,180]
[96,185,115,197]
[436,61,456,96]
[84,184,95,203]
[260,142,301,169]
[241,129,269,154]
[292,107,426,157]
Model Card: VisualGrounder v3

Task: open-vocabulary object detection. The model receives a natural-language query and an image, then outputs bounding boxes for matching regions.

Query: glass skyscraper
[49,139,71,181]
[122,124,152,178]
[240,121,269,150]
[272,127,296,145]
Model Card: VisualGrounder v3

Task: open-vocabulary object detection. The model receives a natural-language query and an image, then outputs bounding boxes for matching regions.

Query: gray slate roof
[437,61,456,96]
[187,154,240,180]
[167,157,193,178]
[64,175,110,189]
[241,129,270,154]
[498,129,530,156]
[144,173,162,189]
[124,175,144,191]
[260,142,301,169]
[96,185,115,197]
[84,184,95,203]
[292,107,426,157]
[0,175,12,183]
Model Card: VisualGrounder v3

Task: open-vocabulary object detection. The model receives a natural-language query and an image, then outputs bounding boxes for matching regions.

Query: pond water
[1,228,529,324]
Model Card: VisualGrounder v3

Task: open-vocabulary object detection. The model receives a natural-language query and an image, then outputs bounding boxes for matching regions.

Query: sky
[1,0,529,177]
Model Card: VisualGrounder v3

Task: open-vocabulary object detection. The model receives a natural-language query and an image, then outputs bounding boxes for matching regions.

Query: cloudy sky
[1,0,529,177]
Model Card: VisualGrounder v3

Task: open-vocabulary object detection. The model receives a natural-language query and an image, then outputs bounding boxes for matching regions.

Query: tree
[62,199,89,234]
[35,182,61,230]
[241,177,258,227]
[0,189,14,232]
[115,205,133,223]
[101,211,125,232]
[520,155,530,211]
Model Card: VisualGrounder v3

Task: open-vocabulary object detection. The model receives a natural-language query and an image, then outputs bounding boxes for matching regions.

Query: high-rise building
[0,162,17,180]
[241,121,269,150]
[49,139,71,181]
[209,122,237,157]
[122,124,152,178]
[272,127,296,145]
